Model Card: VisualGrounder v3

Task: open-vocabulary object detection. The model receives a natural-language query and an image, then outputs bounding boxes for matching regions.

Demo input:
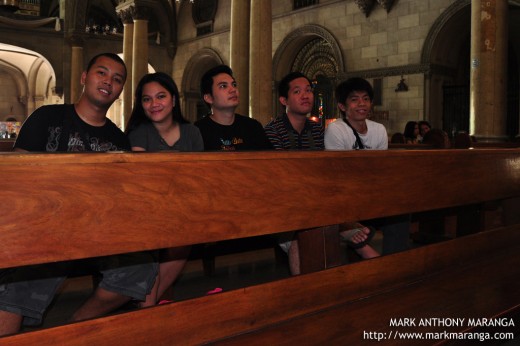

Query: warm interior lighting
[0,0,20,12]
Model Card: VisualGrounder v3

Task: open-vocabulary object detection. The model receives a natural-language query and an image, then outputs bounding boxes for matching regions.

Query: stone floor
[17,231,519,345]
[23,231,387,332]
[24,242,293,332]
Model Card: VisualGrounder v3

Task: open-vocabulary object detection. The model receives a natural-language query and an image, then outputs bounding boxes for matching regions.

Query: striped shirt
[264,114,324,150]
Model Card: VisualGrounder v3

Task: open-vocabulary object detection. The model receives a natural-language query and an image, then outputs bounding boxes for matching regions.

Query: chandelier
[85,21,118,35]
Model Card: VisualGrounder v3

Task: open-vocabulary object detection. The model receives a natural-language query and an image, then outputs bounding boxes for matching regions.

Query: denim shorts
[0,252,157,326]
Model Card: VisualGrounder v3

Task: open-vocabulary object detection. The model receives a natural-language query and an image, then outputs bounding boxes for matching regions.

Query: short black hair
[335,78,374,119]
[335,77,374,106]
[418,120,431,129]
[278,72,312,98]
[200,65,234,108]
[86,52,127,80]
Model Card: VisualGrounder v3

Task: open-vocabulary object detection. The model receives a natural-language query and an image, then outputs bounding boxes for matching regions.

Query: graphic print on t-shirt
[46,126,120,152]
[219,137,244,150]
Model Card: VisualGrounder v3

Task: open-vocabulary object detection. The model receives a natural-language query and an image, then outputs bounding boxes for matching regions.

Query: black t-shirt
[194,114,272,151]
[14,104,130,152]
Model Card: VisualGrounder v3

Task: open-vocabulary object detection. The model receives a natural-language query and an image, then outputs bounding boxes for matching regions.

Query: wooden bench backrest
[1,149,520,345]
[3,224,519,345]
[2,149,519,269]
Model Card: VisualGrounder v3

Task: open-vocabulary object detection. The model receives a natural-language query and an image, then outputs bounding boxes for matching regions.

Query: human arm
[252,119,273,150]
[376,124,389,149]
[324,121,350,150]
[264,121,284,150]
[127,125,150,151]
[189,125,205,152]
[13,107,52,152]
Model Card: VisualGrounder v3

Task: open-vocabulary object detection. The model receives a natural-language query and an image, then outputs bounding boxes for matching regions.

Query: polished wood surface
[1,149,520,345]
[2,225,518,345]
[2,149,520,269]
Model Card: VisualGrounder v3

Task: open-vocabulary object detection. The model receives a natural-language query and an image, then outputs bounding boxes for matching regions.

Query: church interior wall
[174,0,460,134]
[1,0,517,136]
[0,70,25,118]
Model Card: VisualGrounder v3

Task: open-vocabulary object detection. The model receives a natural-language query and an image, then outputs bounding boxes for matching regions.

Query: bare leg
[342,227,381,259]
[355,245,380,259]
[0,310,22,336]
[71,287,130,322]
[287,240,300,276]
[140,246,191,307]
[140,275,159,308]
[157,246,190,298]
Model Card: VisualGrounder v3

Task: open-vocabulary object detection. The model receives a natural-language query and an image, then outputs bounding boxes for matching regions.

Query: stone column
[70,37,84,103]
[249,0,272,124]
[230,0,250,116]
[132,7,149,104]
[470,0,508,141]
[118,9,134,129]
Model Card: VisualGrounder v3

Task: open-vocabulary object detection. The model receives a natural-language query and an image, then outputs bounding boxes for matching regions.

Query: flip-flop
[341,225,376,250]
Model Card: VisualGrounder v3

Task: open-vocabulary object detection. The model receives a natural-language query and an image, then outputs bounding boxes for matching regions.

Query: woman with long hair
[126,72,203,307]
[403,121,419,144]
[126,72,203,151]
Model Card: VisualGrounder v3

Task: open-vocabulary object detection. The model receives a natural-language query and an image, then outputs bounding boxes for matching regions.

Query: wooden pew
[0,139,14,152]
[453,132,520,149]
[0,149,519,345]
[388,143,434,150]
[390,137,520,244]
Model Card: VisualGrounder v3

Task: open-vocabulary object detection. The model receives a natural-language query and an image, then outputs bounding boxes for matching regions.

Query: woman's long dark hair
[126,72,188,134]
[403,121,418,141]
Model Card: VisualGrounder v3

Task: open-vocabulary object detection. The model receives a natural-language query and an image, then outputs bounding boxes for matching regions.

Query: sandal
[340,223,376,250]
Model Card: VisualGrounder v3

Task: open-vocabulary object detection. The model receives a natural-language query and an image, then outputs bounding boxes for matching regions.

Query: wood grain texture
[1,225,518,345]
[1,149,520,268]
[1,150,520,345]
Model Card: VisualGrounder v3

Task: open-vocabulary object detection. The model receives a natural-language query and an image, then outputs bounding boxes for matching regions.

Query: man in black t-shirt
[195,65,272,151]
[0,53,156,337]
[14,104,129,152]
[14,54,129,152]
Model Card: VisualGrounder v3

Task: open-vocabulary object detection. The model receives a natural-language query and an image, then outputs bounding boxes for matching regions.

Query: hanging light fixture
[0,0,20,12]
[376,0,395,13]
[354,0,375,17]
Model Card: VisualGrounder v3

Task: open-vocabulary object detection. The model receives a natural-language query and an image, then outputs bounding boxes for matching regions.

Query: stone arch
[420,0,471,131]
[0,44,57,119]
[272,24,344,118]
[0,63,27,117]
[421,0,470,66]
[422,0,520,138]
[273,24,344,82]
[181,48,223,122]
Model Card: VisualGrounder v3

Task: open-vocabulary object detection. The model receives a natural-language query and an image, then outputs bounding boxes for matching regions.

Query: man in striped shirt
[264,72,323,150]
[265,72,379,275]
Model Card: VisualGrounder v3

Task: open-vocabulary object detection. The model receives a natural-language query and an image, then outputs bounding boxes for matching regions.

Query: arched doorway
[423,0,520,139]
[273,25,344,124]
[181,48,223,122]
[0,43,59,122]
